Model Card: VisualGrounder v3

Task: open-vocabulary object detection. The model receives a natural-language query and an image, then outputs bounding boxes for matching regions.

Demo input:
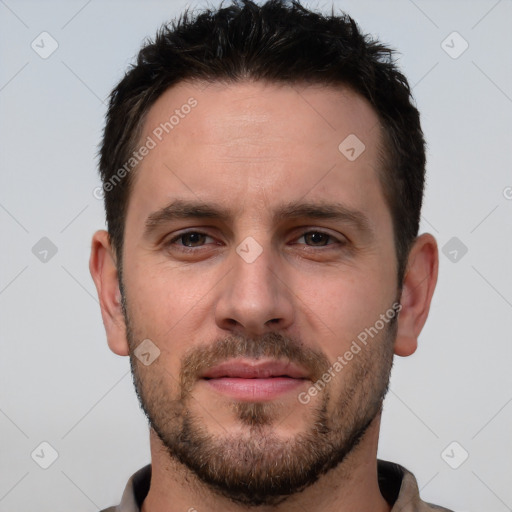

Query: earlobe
[89,230,130,356]
[394,233,439,357]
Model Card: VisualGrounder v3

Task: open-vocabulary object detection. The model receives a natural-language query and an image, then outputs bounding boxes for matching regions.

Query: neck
[141,415,391,512]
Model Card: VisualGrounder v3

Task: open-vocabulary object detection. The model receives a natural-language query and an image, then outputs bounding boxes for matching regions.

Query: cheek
[294,268,395,358]
[124,270,213,386]
[123,261,215,343]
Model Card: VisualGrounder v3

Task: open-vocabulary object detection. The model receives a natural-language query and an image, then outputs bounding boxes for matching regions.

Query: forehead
[141,79,381,156]
[128,80,388,226]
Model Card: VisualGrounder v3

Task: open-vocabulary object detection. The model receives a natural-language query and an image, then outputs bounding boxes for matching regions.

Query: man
[90,0,450,510]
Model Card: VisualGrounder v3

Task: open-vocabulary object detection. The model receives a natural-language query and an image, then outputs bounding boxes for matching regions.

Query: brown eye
[301,231,333,246]
[178,232,207,247]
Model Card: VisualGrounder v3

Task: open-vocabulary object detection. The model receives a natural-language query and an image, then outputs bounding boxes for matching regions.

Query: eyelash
[165,229,345,250]
[166,231,216,249]
[294,231,342,247]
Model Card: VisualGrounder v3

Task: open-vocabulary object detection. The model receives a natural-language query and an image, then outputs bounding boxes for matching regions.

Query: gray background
[1,0,511,510]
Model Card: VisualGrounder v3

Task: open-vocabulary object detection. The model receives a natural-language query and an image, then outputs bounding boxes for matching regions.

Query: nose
[214,244,294,337]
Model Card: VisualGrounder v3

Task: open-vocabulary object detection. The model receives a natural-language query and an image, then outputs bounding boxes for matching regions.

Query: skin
[90,80,438,512]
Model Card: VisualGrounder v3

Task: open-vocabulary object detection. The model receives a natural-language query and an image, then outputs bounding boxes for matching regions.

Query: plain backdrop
[1,1,511,511]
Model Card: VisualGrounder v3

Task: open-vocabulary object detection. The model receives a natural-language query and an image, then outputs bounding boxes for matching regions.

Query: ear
[394,233,439,357]
[89,230,129,356]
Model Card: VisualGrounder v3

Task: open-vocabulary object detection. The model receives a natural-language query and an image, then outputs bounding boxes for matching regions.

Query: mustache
[179,332,331,395]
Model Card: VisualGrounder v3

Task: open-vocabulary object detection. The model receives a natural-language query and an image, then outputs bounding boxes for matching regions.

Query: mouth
[199,359,309,401]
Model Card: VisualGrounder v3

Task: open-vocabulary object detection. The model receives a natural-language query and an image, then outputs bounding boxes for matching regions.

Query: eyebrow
[273,202,373,235]
[143,199,374,239]
[144,199,230,237]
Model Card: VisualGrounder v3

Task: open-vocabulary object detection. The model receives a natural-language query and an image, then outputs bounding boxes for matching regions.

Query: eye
[168,231,214,248]
[297,231,340,247]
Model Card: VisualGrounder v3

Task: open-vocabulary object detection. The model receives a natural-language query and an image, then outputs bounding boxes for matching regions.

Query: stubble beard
[123,296,396,506]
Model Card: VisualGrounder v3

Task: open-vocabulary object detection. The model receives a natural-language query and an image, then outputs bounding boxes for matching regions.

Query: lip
[201,359,308,379]
[200,359,309,401]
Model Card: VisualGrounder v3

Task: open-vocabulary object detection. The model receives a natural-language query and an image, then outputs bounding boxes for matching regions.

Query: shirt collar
[110,460,448,511]
[115,464,151,512]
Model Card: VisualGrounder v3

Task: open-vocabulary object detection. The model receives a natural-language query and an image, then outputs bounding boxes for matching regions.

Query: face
[120,81,400,505]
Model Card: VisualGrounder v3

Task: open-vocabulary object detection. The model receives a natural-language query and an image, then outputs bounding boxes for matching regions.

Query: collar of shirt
[102,460,453,512]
